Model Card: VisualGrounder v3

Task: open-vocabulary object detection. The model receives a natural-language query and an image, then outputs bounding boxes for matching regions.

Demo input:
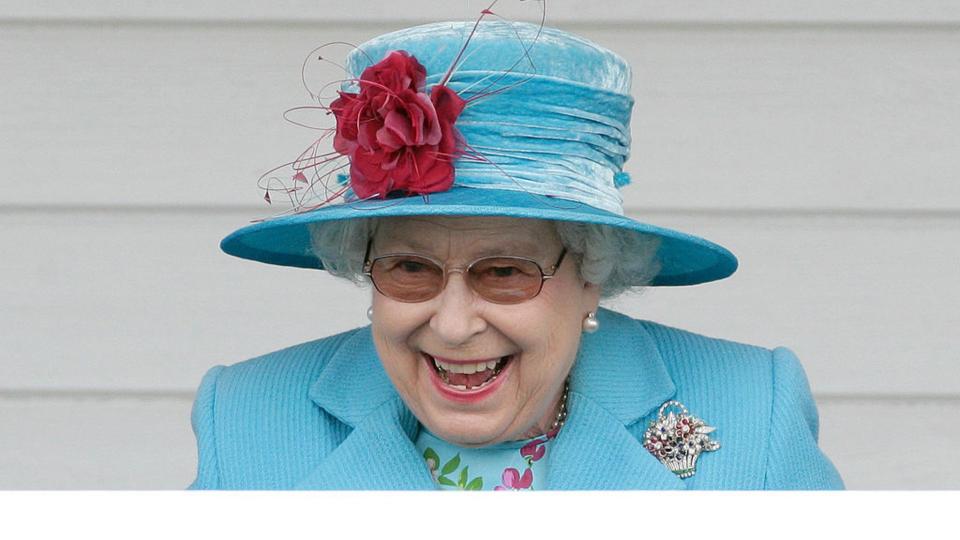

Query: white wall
[2,0,958,489]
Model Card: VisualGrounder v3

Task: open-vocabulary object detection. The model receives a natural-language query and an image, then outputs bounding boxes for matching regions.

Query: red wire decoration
[255,0,546,215]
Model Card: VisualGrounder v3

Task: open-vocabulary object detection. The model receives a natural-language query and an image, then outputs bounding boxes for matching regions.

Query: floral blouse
[414,428,557,491]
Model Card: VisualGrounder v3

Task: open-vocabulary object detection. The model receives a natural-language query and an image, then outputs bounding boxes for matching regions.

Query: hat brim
[220,186,737,286]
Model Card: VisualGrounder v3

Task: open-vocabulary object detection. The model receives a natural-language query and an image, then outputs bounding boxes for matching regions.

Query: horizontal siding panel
[0,394,955,489]
[0,394,195,489]
[817,398,960,489]
[608,211,960,397]
[1,24,958,209]
[5,1,960,24]
[0,210,372,393]
[1,210,958,395]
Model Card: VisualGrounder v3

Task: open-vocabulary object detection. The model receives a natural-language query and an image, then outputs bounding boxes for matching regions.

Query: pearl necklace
[548,379,570,434]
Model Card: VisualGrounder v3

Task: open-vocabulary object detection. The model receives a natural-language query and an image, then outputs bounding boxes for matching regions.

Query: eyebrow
[472,244,546,259]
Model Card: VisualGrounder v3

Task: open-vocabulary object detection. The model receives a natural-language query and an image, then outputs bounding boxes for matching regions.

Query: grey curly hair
[307,218,661,299]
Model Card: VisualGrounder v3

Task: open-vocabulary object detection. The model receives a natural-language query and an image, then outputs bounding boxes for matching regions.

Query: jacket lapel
[545,394,685,489]
[545,309,685,489]
[297,327,434,490]
[294,396,435,490]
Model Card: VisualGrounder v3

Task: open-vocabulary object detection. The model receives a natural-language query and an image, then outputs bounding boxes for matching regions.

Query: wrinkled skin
[368,216,601,447]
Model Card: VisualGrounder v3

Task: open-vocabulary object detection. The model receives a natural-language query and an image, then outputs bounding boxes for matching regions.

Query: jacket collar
[544,308,683,489]
[308,325,398,428]
[309,308,674,427]
[301,307,681,489]
[568,308,676,425]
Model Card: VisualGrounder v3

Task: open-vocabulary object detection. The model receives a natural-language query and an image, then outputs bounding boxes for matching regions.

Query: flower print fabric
[414,428,557,491]
[496,467,532,490]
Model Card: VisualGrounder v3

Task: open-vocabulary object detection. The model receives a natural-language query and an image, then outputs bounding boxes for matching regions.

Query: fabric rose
[330,50,465,199]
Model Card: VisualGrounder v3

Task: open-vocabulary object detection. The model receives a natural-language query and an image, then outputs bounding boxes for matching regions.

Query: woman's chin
[420,415,512,448]
[417,392,518,447]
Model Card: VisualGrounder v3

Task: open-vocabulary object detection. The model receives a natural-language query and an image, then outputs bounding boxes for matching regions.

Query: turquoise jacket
[188,308,843,489]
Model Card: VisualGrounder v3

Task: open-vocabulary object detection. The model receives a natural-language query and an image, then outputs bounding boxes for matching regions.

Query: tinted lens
[467,257,544,304]
[370,255,445,302]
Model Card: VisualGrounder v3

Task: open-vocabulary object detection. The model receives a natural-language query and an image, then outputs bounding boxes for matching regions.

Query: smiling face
[368,216,601,447]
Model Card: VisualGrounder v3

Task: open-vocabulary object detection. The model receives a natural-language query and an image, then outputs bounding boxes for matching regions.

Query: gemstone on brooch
[643,400,720,479]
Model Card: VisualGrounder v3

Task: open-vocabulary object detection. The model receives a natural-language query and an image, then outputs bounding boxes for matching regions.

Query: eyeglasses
[362,240,567,305]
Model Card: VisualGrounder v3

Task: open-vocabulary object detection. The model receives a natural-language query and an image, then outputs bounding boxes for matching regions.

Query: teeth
[432,356,504,374]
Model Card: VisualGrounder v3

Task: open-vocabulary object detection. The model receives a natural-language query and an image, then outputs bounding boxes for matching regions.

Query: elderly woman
[189,20,843,490]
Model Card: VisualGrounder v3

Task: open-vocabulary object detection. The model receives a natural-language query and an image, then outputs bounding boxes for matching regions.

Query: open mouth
[424,353,513,391]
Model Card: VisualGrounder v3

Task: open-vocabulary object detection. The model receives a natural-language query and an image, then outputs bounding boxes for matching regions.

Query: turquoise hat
[221,21,737,286]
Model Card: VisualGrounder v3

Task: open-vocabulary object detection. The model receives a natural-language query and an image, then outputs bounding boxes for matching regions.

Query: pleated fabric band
[439,72,632,215]
[340,21,635,215]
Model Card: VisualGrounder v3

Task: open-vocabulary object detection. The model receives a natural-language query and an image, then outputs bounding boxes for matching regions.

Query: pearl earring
[582,311,599,333]
[366,306,374,321]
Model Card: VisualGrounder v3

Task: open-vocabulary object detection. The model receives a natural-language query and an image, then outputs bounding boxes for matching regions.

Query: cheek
[546,319,582,366]
[536,284,589,336]
[370,303,426,371]
[511,303,583,372]
[544,291,588,358]
[372,296,424,339]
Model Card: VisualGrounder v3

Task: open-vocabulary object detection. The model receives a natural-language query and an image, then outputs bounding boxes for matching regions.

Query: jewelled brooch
[643,400,720,479]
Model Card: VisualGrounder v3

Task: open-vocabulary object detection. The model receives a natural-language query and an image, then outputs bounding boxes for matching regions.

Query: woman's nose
[428,272,487,345]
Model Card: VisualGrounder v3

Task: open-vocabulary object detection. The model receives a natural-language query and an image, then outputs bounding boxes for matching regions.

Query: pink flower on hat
[329,50,465,199]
